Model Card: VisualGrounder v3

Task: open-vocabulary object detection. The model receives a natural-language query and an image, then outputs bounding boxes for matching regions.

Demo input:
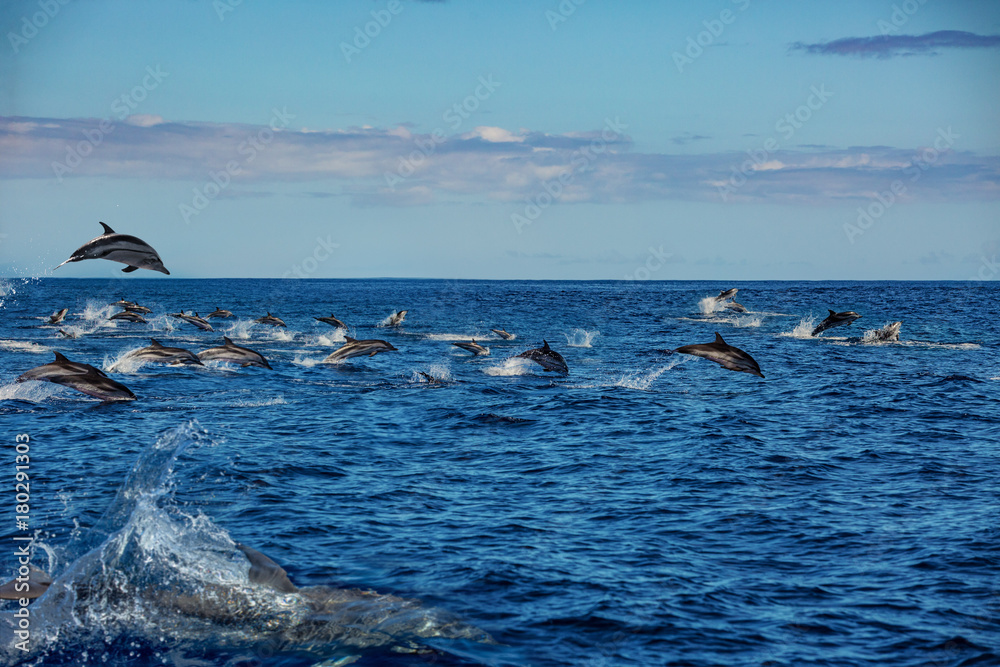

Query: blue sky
[1,0,998,279]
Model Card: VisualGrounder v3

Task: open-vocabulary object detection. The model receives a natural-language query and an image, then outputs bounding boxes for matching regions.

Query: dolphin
[197,336,272,368]
[417,371,444,384]
[674,332,764,378]
[124,303,152,314]
[323,337,398,363]
[868,321,902,342]
[54,222,169,274]
[58,329,79,339]
[110,311,148,324]
[255,312,286,327]
[48,308,68,324]
[725,301,747,313]
[170,312,214,331]
[715,288,738,302]
[206,307,234,319]
[126,339,203,366]
[452,339,490,356]
[0,565,52,600]
[491,328,515,340]
[315,314,347,329]
[516,340,569,374]
[385,310,407,327]
[17,352,137,400]
[812,309,861,336]
[110,299,136,308]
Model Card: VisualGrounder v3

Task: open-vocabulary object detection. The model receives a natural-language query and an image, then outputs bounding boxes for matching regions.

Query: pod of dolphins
[20,223,905,401]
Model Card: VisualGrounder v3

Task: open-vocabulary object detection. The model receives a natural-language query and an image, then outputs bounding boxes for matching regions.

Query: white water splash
[614,356,688,390]
[221,319,257,340]
[780,317,817,339]
[377,310,405,327]
[104,346,152,374]
[291,355,326,368]
[564,329,600,347]
[0,339,50,354]
[0,380,74,402]
[424,333,483,342]
[733,316,762,328]
[412,363,453,383]
[265,329,296,343]
[229,396,288,407]
[698,296,728,315]
[302,331,346,346]
[483,357,539,376]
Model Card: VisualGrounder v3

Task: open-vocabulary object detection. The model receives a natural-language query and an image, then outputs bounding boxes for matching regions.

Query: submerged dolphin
[197,336,271,368]
[48,308,68,324]
[206,307,233,319]
[17,352,137,400]
[491,328,515,340]
[54,222,169,275]
[315,314,347,329]
[516,340,569,374]
[110,311,148,324]
[323,337,398,363]
[127,339,203,366]
[675,332,764,378]
[812,309,861,336]
[725,301,747,313]
[170,312,213,331]
[868,321,902,342]
[715,288,738,302]
[385,310,407,327]
[255,312,286,327]
[452,339,490,356]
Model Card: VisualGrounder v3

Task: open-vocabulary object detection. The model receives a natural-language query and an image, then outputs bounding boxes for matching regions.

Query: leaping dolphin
[54,222,169,275]
[516,340,569,374]
[491,328,515,340]
[868,321,902,342]
[48,308,68,324]
[315,314,347,329]
[197,336,271,368]
[715,288,738,302]
[385,310,407,327]
[206,307,234,319]
[452,339,490,356]
[126,339,203,366]
[323,337,398,363]
[110,311,148,324]
[255,312,286,327]
[169,312,213,331]
[674,332,764,378]
[812,310,861,336]
[725,301,747,313]
[17,352,137,400]
[124,303,152,314]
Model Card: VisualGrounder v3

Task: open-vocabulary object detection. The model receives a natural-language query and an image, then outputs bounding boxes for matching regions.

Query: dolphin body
[0,565,51,600]
[869,321,902,342]
[110,311,147,324]
[812,310,862,336]
[170,312,213,331]
[385,310,407,327]
[17,352,137,400]
[197,337,271,368]
[715,288,738,302]
[323,337,398,363]
[315,314,347,329]
[127,339,203,366]
[54,222,169,275]
[48,308,68,324]
[516,340,569,374]
[206,307,234,319]
[725,301,747,313]
[675,332,764,378]
[255,312,286,327]
[110,299,136,308]
[124,304,152,314]
[452,339,490,356]
[491,328,515,340]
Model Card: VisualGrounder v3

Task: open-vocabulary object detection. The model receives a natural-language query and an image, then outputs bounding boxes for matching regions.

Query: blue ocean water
[0,278,998,667]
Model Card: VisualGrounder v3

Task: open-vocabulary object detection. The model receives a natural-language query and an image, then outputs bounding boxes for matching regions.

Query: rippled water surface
[1,278,998,666]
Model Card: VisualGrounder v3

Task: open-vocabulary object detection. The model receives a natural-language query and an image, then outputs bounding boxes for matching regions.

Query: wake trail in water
[614,355,690,390]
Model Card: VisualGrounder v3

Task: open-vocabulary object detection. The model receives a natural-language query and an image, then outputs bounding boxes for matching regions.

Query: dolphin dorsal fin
[828,309,836,316]
[542,340,550,350]
[53,351,70,363]
[150,339,163,347]
[223,336,235,346]
[714,333,725,344]
[99,221,115,235]
[345,336,356,343]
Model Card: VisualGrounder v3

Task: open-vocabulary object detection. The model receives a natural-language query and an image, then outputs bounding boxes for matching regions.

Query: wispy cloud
[1,115,998,206]
[790,30,1000,58]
